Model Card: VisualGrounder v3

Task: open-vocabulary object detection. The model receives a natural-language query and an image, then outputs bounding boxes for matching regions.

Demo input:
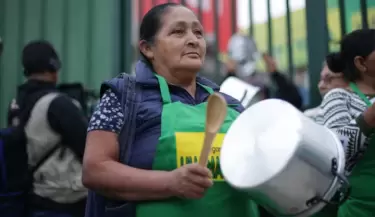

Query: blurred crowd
[0,2,375,217]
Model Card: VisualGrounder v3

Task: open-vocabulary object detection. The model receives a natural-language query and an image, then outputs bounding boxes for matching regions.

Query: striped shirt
[315,88,375,173]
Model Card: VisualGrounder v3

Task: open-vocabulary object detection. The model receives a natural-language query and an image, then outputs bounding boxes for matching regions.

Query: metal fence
[120,0,374,107]
[0,0,374,126]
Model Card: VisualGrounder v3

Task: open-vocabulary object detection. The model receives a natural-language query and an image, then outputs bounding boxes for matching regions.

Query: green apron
[311,205,338,217]
[136,74,259,217]
[336,83,375,217]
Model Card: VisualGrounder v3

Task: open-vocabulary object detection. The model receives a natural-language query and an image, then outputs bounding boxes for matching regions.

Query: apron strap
[155,74,215,104]
[155,74,172,104]
[199,83,214,94]
[350,82,372,107]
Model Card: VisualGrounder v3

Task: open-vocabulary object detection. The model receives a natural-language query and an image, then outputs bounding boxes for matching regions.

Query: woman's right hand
[364,105,375,128]
[167,163,213,199]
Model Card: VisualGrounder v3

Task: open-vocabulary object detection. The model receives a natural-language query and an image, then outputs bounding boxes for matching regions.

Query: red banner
[135,0,236,53]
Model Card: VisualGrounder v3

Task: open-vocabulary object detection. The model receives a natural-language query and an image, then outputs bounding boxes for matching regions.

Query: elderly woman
[82,3,259,217]
[315,29,375,217]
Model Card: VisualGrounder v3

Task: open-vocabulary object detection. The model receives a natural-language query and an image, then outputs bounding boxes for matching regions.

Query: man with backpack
[0,40,87,217]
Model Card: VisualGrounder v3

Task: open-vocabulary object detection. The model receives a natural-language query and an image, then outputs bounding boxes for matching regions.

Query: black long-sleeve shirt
[269,71,303,110]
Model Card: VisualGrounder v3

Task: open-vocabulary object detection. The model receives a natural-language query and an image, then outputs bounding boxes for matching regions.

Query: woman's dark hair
[139,3,180,61]
[326,29,375,81]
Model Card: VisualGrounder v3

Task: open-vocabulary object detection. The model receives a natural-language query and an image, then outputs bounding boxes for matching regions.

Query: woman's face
[355,50,375,78]
[318,65,347,96]
[365,50,375,76]
[150,6,206,73]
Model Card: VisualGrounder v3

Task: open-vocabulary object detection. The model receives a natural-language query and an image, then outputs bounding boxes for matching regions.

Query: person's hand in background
[362,104,375,130]
[262,53,303,110]
[262,53,277,73]
[225,58,237,75]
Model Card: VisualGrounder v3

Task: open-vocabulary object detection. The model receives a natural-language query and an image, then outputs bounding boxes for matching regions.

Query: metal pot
[220,99,349,217]
[220,77,261,108]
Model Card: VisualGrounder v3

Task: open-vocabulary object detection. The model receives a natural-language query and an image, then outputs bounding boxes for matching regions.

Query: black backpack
[0,91,59,217]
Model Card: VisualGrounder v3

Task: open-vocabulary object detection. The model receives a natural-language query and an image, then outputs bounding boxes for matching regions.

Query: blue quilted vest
[84,73,140,217]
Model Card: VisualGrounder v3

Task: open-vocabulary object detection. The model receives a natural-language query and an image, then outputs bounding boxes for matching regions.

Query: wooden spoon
[199,93,228,167]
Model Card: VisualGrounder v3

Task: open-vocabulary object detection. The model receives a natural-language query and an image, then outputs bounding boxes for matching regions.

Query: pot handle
[306,174,351,207]
[322,173,351,205]
[305,158,351,207]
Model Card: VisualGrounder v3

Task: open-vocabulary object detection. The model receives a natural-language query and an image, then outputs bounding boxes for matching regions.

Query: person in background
[225,53,303,110]
[8,40,88,217]
[315,29,375,217]
[83,3,259,217]
[304,61,348,120]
